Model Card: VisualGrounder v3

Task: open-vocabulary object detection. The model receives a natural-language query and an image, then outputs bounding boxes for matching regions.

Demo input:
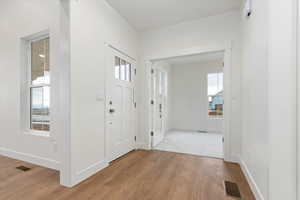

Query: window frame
[23,33,51,137]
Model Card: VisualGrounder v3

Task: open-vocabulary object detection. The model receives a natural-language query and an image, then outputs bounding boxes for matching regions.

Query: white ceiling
[106,0,242,31]
[159,51,224,66]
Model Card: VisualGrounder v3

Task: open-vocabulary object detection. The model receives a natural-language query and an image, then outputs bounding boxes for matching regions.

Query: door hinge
[151,69,154,74]
[134,136,137,141]
[222,137,224,143]
[134,68,137,75]
[134,102,137,108]
[151,100,154,105]
[150,131,154,136]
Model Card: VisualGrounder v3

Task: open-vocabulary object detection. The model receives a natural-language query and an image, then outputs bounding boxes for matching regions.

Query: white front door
[105,47,136,162]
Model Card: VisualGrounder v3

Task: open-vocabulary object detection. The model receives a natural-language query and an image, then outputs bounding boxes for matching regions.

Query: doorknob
[109,108,115,113]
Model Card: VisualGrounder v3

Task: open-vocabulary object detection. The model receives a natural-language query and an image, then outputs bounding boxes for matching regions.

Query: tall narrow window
[207,72,223,118]
[28,37,50,132]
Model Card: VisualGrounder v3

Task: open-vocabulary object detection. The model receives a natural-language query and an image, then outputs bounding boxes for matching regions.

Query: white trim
[146,44,227,62]
[58,0,72,187]
[135,142,149,150]
[147,61,154,149]
[229,154,240,163]
[239,158,265,200]
[23,130,50,137]
[223,42,232,162]
[145,43,234,162]
[297,0,300,197]
[0,147,59,170]
[72,160,109,187]
[104,43,137,61]
[20,29,50,41]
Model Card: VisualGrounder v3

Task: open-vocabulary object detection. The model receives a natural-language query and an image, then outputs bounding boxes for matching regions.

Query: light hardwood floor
[0,150,255,200]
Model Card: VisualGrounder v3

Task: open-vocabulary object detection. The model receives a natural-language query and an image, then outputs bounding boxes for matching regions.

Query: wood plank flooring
[0,150,255,200]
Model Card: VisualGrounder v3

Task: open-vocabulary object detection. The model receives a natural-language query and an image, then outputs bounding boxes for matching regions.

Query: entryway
[148,50,229,159]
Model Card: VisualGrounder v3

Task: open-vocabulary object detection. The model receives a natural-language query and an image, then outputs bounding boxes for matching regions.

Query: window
[158,71,163,95]
[114,56,131,82]
[115,56,120,79]
[125,62,131,81]
[207,72,223,118]
[27,36,50,132]
[120,59,126,80]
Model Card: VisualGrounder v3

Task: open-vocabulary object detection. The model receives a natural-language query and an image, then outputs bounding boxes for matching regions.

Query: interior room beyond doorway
[150,52,225,158]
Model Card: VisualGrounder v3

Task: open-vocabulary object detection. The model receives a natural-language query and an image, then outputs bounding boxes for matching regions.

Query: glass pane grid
[114,56,132,82]
[31,38,50,85]
[30,86,50,131]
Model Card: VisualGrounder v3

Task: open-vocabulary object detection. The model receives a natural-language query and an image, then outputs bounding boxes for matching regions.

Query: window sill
[23,130,50,137]
[208,117,224,120]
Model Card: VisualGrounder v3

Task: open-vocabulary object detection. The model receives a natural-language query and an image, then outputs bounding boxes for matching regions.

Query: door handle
[109,108,115,114]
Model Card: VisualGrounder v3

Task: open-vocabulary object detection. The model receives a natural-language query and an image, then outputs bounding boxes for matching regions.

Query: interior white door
[105,47,135,162]
[152,69,167,147]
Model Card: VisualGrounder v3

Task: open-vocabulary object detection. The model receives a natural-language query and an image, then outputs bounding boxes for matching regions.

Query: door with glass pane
[105,46,135,162]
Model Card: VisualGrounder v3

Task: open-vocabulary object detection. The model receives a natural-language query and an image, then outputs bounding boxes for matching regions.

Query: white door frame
[145,43,232,162]
[297,0,300,197]
[104,43,138,162]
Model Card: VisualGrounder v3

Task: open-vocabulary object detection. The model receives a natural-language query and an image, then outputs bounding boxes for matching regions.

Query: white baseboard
[72,160,109,187]
[239,158,265,200]
[135,142,149,150]
[226,154,240,163]
[0,147,59,170]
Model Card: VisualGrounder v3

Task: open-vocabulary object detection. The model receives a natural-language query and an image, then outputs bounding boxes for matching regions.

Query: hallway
[0,0,297,199]
[155,130,223,158]
[0,150,254,200]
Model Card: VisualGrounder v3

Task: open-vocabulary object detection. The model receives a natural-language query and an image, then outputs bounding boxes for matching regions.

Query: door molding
[145,42,233,162]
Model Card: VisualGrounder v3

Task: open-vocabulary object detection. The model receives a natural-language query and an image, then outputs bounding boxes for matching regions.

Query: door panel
[122,86,133,152]
[106,47,135,162]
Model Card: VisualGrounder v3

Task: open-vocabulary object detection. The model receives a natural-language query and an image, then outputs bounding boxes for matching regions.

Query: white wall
[139,11,242,161]
[240,0,297,199]
[240,0,269,198]
[268,0,297,199]
[69,0,139,185]
[168,61,223,133]
[0,0,61,169]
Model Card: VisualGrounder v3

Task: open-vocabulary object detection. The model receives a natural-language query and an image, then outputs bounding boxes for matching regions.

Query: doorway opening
[148,49,230,160]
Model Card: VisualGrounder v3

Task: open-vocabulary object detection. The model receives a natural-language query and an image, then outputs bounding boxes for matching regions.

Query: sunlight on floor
[154,130,223,158]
